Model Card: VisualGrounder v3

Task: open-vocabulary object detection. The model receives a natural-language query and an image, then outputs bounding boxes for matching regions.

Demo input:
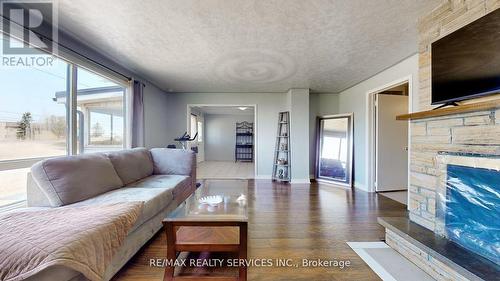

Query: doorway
[187,105,256,179]
[368,80,410,205]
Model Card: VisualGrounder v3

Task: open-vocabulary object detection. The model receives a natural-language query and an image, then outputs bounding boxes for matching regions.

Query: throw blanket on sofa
[0,202,143,281]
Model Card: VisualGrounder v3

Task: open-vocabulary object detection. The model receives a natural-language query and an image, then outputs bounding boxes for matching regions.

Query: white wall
[165,92,287,178]
[314,54,419,191]
[205,114,254,161]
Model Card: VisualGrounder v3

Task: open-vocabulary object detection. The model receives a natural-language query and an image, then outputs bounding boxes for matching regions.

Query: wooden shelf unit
[272,112,291,182]
[396,100,500,121]
[235,121,253,162]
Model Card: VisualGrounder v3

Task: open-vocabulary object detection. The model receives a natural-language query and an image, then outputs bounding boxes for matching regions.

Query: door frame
[186,104,258,178]
[365,75,412,194]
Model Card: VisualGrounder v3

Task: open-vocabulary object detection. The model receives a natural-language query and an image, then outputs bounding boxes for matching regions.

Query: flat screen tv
[431,9,500,105]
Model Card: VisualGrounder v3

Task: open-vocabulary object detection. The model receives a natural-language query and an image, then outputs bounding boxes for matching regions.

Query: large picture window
[76,67,126,153]
[0,33,130,208]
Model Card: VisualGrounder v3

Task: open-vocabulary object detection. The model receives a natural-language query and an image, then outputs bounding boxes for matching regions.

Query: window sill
[0,200,27,213]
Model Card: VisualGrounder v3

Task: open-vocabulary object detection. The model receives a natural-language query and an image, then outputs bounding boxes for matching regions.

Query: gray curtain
[131,80,145,148]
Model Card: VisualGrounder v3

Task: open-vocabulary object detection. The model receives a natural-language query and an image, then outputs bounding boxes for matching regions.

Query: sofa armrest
[150,148,196,185]
[26,172,52,207]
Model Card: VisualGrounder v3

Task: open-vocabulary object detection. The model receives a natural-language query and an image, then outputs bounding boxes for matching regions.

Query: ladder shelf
[272,111,291,182]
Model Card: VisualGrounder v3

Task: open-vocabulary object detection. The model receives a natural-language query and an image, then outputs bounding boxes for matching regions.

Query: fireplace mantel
[396,99,500,121]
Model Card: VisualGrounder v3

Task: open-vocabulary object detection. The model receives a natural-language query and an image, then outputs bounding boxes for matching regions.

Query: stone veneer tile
[411,143,452,153]
[448,144,500,155]
[410,164,427,174]
[411,122,427,136]
[452,125,500,145]
[425,167,439,176]
[463,115,492,126]
[427,127,451,136]
[385,229,469,281]
[409,185,419,194]
[420,210,435,220]
[380,218,500,281]
[409,213,435,231]
[411,172,437,190]
[427,118,463,128]
[427,198,436,215]
[440,1,486,40]
[418,1,452,32]
[412,0,500,233]
[410,152,436,167]
[409,198,420,213]
[410,191,426,202]
[412,135,451,144]
[418,186,436,198]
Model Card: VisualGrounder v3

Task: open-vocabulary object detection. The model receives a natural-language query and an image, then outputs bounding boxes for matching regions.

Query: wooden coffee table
[163,180,248,281]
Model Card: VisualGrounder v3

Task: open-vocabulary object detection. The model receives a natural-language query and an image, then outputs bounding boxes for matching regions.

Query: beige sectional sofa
[25,147,197,281]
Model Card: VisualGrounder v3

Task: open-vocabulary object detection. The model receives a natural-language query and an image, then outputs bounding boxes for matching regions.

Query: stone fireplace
[378,2,500,280]
[435,153,499,265]
[381,108,500,280]
[409,0,500,231]
[408,109,500,232]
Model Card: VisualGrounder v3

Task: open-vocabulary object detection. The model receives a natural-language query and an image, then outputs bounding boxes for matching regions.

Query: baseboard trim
[354,182,368,192]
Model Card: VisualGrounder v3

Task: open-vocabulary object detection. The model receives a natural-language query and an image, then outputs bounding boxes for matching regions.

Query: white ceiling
[193,106,255,115]
[56,0,440,93]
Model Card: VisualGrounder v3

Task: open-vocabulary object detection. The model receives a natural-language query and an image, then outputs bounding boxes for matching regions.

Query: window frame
[76,65,129,153]
[190,114,198,141]
[197,121,203,142]
[0,32,132,207]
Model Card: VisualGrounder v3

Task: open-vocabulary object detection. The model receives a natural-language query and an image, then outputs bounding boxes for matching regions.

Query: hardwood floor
[112,180,407,281]
[197,161,254,179]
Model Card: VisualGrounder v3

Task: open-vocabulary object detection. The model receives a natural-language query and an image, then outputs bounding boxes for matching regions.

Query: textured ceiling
[193,106,255,115]
[56,0,440,93]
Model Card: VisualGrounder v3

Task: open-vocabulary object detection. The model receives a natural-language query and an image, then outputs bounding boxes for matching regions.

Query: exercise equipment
[174,132,198,150]
[172,132,202,188]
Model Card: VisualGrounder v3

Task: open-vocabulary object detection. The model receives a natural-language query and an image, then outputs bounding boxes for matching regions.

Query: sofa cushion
[126,174,188,189]
[106,148,154,185]
[127,174,191,203]
[30,153,124,207]
[150,148,195,175]
[69,186,174,231]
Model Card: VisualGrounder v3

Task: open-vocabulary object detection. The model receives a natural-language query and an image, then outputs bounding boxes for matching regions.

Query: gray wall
[143,84,170,148]
[205,114,254,161]
[313,54,418,191]
[165,92,287,178]
[309,93,340,177]
[287,89,310,182]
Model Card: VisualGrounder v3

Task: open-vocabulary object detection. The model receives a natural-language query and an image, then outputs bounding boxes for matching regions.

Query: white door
[375,94,409,192]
